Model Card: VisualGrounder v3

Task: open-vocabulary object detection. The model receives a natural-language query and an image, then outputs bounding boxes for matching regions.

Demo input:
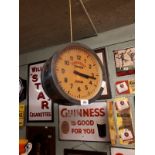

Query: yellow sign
[19,103,25,127]
[107,101,117,145]
[128,79,135,94]
[108,97,135,146]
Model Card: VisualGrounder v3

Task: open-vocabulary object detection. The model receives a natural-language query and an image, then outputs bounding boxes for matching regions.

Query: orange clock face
[53,46,103,102]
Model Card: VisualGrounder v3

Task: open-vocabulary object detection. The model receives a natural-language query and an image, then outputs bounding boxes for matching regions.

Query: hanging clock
[41,43,105,105]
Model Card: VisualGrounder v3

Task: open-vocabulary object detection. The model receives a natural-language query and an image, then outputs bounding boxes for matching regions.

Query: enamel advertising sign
[108,97,135,146]
[115,79,135,95]
[19,103,25,127]
[28,61,53,122]
[59,101,109,141]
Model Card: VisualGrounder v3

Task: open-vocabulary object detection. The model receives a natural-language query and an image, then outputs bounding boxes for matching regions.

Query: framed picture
[27,60,53,122]
[111,147,135,155]
[64,149,107,155]
[113,47,135,76]
[95,48,111,99]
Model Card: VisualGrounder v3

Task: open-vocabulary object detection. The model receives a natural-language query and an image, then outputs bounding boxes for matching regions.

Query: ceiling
[19,0,135,54]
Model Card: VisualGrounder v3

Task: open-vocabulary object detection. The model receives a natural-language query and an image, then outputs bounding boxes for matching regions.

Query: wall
[19,24,135,155]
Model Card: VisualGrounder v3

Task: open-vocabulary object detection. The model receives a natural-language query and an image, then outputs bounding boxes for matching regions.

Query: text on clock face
[54,48,103,100]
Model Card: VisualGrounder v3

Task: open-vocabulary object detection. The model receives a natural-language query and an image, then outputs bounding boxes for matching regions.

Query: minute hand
[73,70,96,80]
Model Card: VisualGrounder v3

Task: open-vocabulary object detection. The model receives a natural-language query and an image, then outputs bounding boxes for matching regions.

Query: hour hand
[73,70,96,80]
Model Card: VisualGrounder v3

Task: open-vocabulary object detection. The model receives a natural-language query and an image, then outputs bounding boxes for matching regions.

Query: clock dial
[41,43,104,105]
[53,47,103,101]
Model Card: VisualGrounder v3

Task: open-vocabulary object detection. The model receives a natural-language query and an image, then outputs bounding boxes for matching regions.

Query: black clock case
[19,77,27,102]
[41,43,105,105]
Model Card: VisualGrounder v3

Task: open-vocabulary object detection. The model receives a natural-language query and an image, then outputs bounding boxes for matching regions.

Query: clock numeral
[77,87,81,92]
[64,60,69,65]
[89,64,92,69]
[61,68,65,74]
[56,68,59,71]
[64,77,68,83]
[89,81,93,85]
[85,85,88,90]
[77,55,81,60]
[70,83,73,89]
[70,56,73,61]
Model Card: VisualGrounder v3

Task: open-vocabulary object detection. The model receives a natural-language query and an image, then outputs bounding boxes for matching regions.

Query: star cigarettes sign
[59,101,109,141]
[28,61,53,122]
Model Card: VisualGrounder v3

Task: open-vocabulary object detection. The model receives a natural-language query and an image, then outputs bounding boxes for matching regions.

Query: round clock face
[51,44,103,104]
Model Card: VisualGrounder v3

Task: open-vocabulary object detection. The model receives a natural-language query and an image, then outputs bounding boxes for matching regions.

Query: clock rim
[50,43,105,105]
[19,78,23,96]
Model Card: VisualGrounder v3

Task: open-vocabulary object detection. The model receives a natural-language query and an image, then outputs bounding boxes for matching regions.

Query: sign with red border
[115,79,135,95]
[28,61,53,122]
[113,47,135,76]
[59,101,109,141]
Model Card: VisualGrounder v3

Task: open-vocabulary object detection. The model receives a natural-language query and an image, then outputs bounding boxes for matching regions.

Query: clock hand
[73,70,96,80]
